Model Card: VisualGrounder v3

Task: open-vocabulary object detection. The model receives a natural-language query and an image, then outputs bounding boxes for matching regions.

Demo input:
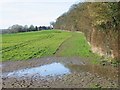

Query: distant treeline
[2,24,53,34]
[54,2,120,60]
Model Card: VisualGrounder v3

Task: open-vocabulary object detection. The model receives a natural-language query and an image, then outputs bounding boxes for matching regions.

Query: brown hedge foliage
[54,2,120,60]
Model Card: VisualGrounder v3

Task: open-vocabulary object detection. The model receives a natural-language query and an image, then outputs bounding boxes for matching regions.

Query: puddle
[2,62,71,78]
[2,58,118,81]
[0,64,2,67]
[67,64,118,80]
[0,63,3,67]
[0,63,6,68]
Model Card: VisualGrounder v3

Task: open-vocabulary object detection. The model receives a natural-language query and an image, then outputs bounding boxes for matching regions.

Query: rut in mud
[54,34,73,56]
[1,57,119,88]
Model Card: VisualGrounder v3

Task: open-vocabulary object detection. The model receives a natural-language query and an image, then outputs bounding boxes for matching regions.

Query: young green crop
[2,30,100,62]
[2,30,71,61]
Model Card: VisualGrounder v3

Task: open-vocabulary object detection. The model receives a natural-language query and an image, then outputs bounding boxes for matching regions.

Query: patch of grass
[55,32,101,60]
[110,60,120,67]
[99,58,120,67]
[91,59,100,64]
[90,83,102,88]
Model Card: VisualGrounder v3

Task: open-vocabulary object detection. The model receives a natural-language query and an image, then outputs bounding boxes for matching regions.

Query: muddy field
[1,57,119,88]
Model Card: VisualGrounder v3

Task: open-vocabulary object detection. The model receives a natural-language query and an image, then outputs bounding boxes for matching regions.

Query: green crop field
[1,30,100,62]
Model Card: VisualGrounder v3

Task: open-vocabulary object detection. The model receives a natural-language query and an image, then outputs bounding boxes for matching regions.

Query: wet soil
[1,57,119,88]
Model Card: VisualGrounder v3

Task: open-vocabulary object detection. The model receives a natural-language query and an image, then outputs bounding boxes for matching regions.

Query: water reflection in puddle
[2,60,118,81]
[0,64,2,67]
[67,64,118,80]
[3,62,71,78]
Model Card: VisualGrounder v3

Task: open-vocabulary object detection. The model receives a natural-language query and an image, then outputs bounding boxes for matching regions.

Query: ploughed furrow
[2,42,28,53]
[26,49,47,60]
[2,34,54,53]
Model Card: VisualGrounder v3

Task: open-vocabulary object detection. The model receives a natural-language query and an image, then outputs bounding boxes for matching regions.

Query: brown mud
[1,57,119,88]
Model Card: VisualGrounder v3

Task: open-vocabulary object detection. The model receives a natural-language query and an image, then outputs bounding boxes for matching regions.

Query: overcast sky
[0,0,84,29]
